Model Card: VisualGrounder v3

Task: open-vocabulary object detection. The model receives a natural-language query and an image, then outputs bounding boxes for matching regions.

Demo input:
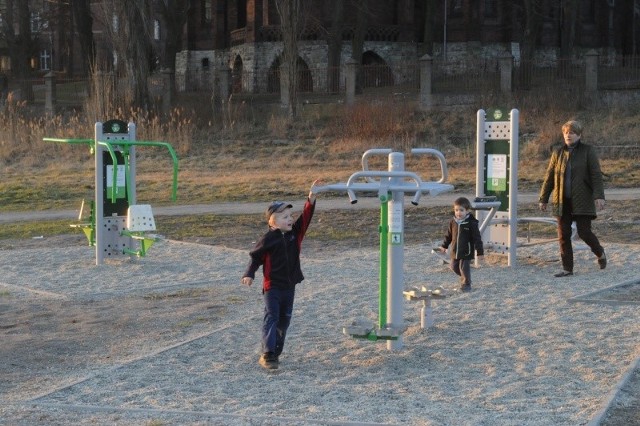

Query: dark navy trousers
[262,287,295,356]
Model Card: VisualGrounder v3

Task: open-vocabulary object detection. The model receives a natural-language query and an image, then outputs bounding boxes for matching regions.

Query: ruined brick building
[2,1,638,94]
[176,0,638,93]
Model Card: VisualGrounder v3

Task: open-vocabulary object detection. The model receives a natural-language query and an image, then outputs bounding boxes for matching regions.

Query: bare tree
[98,0,154,109]
[124,1,155,108]
[155,0,189,71]
[559,0,578,71]
[36,0,75,76]
[327,0,344,93]
[421,0,436,56]
[275,0,302,119]
[514,0,543,89]
[154,0,190,101]
[1,0,36,100]
[71,0,96,76]
[351,0,368,94]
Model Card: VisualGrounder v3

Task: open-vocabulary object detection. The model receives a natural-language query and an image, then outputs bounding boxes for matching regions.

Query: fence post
[345,58,357,106]
[161,68,174,114]
[279,63,290,109]
[0,73,7,104]
[212,67,231,126]
[419,54,433,109]
[499,53,513,93]
[585,49,599,92]
[220,68,231,102]
[44,71,56,115]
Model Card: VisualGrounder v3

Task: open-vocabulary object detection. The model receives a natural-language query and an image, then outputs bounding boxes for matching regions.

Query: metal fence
[8,54,640,108]
[178,57,589,97]
[599,54,640,89]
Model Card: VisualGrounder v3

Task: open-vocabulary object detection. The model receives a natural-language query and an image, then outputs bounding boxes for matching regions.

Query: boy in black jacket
[436,196,484,292]
[242,180,320,370]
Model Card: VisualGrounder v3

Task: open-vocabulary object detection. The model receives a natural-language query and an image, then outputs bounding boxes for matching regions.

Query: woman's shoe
[554,270,573,277]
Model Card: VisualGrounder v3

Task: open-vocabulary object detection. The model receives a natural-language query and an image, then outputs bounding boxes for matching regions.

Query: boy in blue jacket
[242,180,321,370]
[437,196,484,292]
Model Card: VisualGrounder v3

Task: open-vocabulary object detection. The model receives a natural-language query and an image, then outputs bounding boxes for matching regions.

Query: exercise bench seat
[121,204,163,257]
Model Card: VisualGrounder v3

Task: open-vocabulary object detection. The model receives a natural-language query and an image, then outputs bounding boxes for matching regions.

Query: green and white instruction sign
[487,154,507,191]
[106,164,127,198]
[390,203,403,245]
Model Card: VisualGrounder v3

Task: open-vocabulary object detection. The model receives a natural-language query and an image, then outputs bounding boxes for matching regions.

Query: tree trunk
[71,0,95,77]
[327,0,344,93]
[559,0,578,75]
[122,0,153,109]
[156,1,190,106]
[421,0,436,56]
[275,0,300,120]
[518,0,542,90]
[351,0,368,94]
[6,0,36,101]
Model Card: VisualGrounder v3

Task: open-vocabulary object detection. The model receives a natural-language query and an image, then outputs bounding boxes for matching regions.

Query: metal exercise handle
[361,149,393,183]
[411,148,450,184]
[43,137,179,203]
[346,170,424,205]
[97,140,179,203]
[43,137,95,153]
[313,171,425,205]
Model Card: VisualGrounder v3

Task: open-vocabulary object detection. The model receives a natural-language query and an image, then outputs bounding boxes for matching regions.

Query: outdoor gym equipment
[475,108,581,266]
[475,108,520,266]
[312,148,454,351]
[403,285,448,329]
[44,119,178,265]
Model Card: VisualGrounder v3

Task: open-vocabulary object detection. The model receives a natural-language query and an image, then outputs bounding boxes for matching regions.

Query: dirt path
[3,188,640,224]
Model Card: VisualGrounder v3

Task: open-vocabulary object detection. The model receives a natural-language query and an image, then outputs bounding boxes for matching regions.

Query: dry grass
[2,89,640,214]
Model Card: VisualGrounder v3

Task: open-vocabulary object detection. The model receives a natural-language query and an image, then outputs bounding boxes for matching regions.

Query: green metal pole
[96,141,120,203]
[378,194,389,329]
[99,140,179,202]
[43,137,95,147]
[44,137,179,202]
[120,145,134,206]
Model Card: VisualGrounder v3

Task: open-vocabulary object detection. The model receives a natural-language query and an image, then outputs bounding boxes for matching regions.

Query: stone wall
[174,40,627,98]
[176,40,420,93]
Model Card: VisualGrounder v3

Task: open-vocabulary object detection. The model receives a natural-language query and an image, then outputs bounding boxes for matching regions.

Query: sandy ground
[1,231,639,425]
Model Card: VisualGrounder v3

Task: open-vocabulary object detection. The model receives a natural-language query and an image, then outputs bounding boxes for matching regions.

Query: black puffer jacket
[441,213,484,260]
[243,199,315,292]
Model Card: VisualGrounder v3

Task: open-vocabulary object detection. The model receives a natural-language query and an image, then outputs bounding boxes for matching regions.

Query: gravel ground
[0,228,639,425]
[1,191,639,425]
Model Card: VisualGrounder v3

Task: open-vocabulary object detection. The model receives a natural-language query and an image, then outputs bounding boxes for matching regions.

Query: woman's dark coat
[539,141,604,218]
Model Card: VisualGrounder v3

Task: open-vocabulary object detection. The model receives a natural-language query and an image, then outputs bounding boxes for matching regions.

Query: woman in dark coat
[538,120,606,277]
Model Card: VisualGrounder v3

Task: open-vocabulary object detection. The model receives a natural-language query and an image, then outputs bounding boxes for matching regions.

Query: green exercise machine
[44,119,178,265]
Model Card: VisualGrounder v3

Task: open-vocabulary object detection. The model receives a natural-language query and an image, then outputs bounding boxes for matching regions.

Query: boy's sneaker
[598,252,607,269]
[259,353,278,370]
[459,284,471,292]
[554,270,574,277]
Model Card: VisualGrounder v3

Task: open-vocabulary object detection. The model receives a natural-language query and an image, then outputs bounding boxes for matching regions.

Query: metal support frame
[476,108,519,267]
[475,108,576,264]
[313,148,454,351]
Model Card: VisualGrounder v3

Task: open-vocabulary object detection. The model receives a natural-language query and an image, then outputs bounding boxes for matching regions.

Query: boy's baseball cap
[265,201,293,221]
